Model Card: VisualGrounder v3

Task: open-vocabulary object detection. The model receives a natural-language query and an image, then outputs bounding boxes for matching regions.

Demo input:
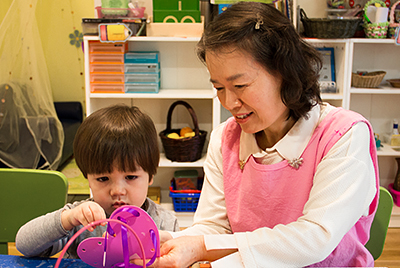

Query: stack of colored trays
[89,41,125,93]
[124,51,160,93]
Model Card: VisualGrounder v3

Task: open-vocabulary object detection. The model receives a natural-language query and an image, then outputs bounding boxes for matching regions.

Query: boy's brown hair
[73,104,159,178]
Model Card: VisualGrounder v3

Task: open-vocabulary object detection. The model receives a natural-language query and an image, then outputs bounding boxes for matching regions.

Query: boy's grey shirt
[16,197,180,258]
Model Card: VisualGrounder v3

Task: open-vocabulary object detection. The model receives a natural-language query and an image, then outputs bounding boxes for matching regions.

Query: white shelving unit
[83,36,218,227]
[84,32,400,227]
[348,38,400,227]
[304,37,400,226]
[295,0,400,226]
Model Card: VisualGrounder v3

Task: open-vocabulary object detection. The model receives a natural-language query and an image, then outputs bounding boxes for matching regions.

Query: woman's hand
[159,230,173,245]
[61,201,106,232]
[157,235,206,268]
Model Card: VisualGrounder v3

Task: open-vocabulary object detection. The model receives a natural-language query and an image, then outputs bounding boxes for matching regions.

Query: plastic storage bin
[90,83,125,93]
[124,63,159,73]
[169,177,202,212]
[174,170,198,190]
[90,73,125,83]
[100,0,129,15]
[125,73,159,83]
[125,82,159,93]
[89,53,124,64]
[96,6,145,18]
[125,52,159,64]
[89,41,125,53]
[90,63,125,73]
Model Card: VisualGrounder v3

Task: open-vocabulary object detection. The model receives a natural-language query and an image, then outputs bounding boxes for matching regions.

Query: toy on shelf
[54,205,160,268]
[363,0,390,38]
[152,0,201,23]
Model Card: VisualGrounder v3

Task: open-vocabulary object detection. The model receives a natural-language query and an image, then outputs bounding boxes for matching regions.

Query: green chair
[0,168,68,255]
[365,186,394,260]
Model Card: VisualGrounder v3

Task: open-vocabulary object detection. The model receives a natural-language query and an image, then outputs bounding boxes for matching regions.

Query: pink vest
[222,107,379,267]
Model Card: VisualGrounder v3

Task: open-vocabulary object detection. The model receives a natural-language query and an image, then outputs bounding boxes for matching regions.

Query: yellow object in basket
[391,134,400,146]
[180,127,193,137]
[167,133,181,139]
[184,132,195,138]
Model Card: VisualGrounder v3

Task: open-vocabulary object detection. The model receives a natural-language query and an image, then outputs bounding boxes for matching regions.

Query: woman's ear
[149,175,154,186]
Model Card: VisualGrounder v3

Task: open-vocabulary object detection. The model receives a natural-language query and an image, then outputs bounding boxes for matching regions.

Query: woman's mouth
[235,112,253,120]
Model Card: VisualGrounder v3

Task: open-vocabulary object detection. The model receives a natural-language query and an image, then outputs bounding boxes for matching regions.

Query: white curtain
[0,0,63,170]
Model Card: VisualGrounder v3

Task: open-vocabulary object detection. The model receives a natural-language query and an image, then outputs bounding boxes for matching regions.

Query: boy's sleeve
[15,208,69,257]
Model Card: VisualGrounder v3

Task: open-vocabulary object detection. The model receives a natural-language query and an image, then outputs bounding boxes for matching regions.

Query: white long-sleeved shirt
[173,103,377,267]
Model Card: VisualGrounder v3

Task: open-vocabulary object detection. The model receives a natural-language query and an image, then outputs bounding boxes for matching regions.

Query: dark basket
[300,9,362,38]
[159,100,207,162]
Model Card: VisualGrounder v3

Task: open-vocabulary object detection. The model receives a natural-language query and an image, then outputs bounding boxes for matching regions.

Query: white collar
[239,104,330,163]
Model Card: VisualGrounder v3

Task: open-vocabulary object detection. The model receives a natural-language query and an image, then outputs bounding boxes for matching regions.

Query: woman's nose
[221,90,241,111]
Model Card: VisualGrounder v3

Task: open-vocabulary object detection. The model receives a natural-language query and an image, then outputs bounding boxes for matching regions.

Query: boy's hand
[61,201,106,232]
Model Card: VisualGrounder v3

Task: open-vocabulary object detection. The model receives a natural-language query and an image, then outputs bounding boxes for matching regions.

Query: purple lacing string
[54,219,146,268]
[110,208,158,268]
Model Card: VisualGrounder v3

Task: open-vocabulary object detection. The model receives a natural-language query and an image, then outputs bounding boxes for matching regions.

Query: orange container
[90,83,125,93]
[89,63,125,73]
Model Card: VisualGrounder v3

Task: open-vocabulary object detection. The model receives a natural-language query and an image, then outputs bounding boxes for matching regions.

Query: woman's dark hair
[197,1,323,120]
[73,104,159,178]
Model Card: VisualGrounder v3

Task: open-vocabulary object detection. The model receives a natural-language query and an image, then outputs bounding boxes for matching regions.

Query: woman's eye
[96,177,109,182]
[235,84,246,89]
[126,175,138,180]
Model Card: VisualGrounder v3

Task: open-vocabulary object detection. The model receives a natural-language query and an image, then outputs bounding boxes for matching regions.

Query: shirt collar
[239,104,321,163]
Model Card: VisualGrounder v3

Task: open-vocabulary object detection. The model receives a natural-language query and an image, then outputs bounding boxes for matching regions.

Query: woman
[158,2,379,267]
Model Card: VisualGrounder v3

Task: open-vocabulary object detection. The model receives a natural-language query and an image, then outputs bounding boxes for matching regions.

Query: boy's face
[87,165,153,215]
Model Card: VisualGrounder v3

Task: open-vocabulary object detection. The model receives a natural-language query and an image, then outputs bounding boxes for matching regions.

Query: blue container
[169,178,202,212]
[169,191,200,212]
[124,63,160,73]
[125,82,159,93]
[124,51,159,64]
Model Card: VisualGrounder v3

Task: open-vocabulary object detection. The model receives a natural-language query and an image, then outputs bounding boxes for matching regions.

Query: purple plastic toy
[77,205,160,268]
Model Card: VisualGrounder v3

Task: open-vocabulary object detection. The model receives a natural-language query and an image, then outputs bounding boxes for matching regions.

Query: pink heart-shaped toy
[77,205,159,267]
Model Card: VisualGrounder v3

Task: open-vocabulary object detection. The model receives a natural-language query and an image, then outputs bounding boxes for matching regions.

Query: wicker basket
[300,9,361,38]
[388,1,400,38]
[363,0,390,38]
[159,100,207,162]
[388,79,400,88]
[351,71,387,88]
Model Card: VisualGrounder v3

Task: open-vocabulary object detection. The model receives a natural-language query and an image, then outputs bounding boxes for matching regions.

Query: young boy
[16,104,179,258]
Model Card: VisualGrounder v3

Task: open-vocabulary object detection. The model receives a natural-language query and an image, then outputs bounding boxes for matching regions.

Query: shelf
[84,35,200,42]
[89,88,215,99]
[350,86,400,94]
[160,202,194,228]
[377,143,400,157]
[159,153,206,167]
[351,38,397,44]
[303,38,348,44]
[321,93,343,100]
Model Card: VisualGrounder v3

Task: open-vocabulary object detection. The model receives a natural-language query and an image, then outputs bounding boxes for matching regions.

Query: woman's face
[87,165,153,215]
[206,47,290,136]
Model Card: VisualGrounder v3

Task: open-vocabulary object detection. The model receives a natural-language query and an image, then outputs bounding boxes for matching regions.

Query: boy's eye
[96,176,109,182]
[126,175,138,180]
